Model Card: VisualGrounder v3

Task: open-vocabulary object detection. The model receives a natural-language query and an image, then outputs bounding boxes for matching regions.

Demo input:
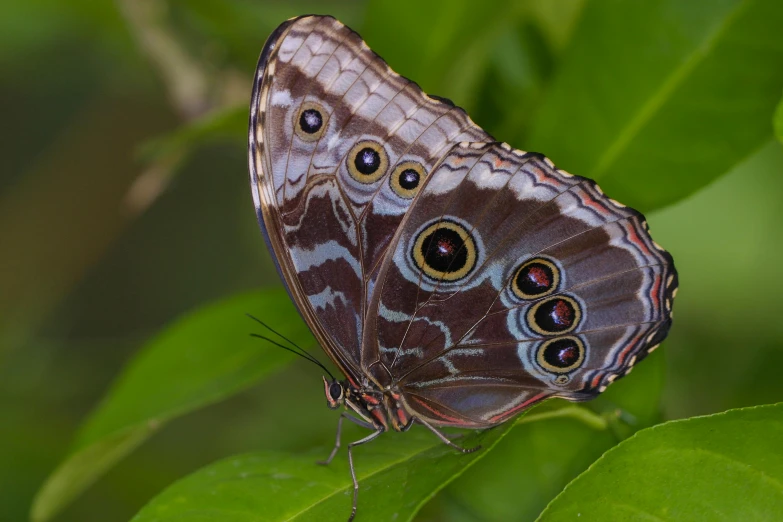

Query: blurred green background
[2,1,782,521]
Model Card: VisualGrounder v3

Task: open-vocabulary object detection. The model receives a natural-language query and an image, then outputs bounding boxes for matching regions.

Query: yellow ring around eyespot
[412,220,477,282]
[536,336,585,374]
[510,257,560,300]
[346,140,389,184]
[293,101,329,142]
[389,161,426,199]
[526,294,581,335]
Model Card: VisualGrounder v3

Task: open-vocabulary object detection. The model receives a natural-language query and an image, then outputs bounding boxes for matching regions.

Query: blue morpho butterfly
[248,15,677,521]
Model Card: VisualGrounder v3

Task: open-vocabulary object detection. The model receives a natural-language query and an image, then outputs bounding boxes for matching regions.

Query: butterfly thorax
[323,376,413,433]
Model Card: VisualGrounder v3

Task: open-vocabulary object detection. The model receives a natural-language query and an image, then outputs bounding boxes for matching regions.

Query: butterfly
[248,15,677,521]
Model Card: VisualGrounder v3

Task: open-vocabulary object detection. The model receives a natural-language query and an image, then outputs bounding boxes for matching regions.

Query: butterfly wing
[363,142,677,427]
[249,16,490,380]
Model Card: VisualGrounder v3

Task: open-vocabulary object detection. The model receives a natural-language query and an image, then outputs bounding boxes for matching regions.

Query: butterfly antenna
[246,314,335,380]
[246,314,317,358]
[249,334,335,378]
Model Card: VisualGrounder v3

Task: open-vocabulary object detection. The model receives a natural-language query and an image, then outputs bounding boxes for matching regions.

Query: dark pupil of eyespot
[399,169,420,190]
[299,109,322,133]
[421,227,467,273]
[516,262,554,296]
[543,339,580,368]
[535,298,576,332]
[354,148,381,175]
[329,382,342,400]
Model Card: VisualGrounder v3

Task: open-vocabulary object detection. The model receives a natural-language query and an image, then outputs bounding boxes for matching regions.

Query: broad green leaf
[32,288,310,522]
[775,94,783,145]
[538,403,783,521]
[472,0,586,140]
[528,0,783,212]
[437,419,615,522]
[363,0,530,111]
[131,416,520,522]
[363,0,585,140]
[442,347,664,521]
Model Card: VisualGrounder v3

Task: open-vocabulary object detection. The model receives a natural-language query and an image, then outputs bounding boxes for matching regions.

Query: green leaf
[362,0,585,141]
[438,418,615,522]
[442,347,664,521]
[528,0,783,212]
[126,390,630,521]
[32,288,310,522]
[131,417,519,522]
[538,403,783,521]
[363,0,529,111]
[775,94,783,145]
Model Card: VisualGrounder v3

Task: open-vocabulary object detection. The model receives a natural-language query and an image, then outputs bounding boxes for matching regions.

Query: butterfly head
[323,376,346,409]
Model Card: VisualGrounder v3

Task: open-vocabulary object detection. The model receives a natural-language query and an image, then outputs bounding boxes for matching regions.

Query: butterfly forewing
[249,16,491,381]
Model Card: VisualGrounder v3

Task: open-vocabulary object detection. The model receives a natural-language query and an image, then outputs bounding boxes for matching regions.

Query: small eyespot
[329,382,343,401]
[346,140,389,183]
[294,101,329,142]
[554,375,570,385]
[537,336,585,374]
[511,257,560,300]
[526,295,582,335]
[390,161,426,199]
[412,219,477,282]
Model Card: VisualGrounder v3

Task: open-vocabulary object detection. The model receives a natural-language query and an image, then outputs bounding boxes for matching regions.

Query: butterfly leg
[416,416,482,454]
[347,428,383,522]
[318,412,374,466]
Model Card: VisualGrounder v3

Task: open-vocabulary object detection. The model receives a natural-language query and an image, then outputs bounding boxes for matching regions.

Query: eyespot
[536,336,585,374]
[390,161,426,199]
[347,140,388,183]
[294,101,329,142]
[511,258,560,300]
[526,295,581,335]
[412,219,477,282]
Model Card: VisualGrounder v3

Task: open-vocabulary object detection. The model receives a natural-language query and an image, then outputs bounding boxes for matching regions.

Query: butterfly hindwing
[249,15,490,379]
[363,143,677,427]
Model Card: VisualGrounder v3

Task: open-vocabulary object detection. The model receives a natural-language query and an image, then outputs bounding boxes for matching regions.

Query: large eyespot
[412,219,477,282]
[347,140,388,183]
[390,161,426,199]
[526,295,582,335]
[536,336,585,374]
[294,101,329,142]
[511,258,560,300]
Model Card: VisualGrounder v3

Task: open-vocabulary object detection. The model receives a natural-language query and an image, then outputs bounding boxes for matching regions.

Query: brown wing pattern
[248,16,490,380]
[363,143,677,427]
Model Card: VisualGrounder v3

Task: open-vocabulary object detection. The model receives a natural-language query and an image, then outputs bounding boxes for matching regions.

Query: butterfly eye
[390,161,426,199]
[412,219,477,282]
[323,377,344,409]
[526,295,582,335]
[537,336,585,375]
[329,382,343,401]
[294,101,329,142]
[347,140,389,183]
[511,257,560,300]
